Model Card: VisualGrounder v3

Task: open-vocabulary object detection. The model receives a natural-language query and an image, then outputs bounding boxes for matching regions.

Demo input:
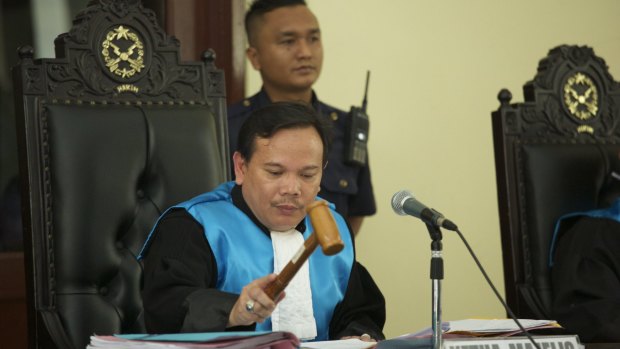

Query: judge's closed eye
[267,170,283,177]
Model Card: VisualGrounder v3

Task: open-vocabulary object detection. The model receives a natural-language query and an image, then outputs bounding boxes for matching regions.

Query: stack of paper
[398,318,561,339]
[378,320,570,349]
[301,338,377,349]
[87,331,300,349]
[445,318,560,337]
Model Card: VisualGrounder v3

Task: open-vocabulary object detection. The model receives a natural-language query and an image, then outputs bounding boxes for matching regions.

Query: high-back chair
[12,1,229,348]
[492,45,620,319]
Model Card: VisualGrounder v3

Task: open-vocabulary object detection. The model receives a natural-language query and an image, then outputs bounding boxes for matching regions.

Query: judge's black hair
[236,101,331,166]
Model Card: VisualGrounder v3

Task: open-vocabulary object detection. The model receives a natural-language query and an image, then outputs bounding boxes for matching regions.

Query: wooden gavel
[264,200,345,300]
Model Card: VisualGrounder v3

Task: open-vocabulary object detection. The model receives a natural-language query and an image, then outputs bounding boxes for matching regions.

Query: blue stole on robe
[140,181,354,341]
[548,198,620,266]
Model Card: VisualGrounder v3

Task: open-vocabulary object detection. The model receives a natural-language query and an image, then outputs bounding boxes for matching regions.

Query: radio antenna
[362,70,370,111]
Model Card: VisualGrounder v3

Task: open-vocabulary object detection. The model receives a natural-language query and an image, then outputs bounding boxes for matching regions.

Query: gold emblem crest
[101,25,145,79]
[563,72,598,120]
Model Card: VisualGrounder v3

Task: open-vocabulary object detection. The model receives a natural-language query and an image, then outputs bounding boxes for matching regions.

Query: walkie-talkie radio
[344,71,371,166]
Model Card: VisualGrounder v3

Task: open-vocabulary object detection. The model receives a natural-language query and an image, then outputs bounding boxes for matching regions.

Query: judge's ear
[233,152,247,185]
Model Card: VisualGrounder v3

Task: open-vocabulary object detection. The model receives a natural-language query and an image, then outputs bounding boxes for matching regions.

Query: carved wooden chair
[492,45,620,319]
[12,1,229,348]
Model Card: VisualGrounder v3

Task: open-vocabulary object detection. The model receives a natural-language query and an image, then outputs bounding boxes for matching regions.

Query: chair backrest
[492,45,620,319]
[12,1,229,348]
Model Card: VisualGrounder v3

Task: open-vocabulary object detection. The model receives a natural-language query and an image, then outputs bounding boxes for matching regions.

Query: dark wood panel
[158,0,246,105]
[0,252,28,349]
[195,0,246,105]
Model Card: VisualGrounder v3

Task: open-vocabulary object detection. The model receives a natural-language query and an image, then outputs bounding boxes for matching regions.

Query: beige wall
[245,0,620,338]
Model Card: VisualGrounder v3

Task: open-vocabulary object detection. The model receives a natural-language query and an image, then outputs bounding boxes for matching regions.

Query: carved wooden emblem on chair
[101,25,145,79]
[562,72,599,122]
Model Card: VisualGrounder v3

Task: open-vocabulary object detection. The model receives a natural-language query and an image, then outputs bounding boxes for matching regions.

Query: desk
[0,252,28,349]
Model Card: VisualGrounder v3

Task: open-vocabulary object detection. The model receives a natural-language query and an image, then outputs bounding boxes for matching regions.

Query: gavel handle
[264,233,318,300]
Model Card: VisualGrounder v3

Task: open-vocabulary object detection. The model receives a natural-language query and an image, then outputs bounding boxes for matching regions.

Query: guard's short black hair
[245,0,307,46]
[236,101,331,165]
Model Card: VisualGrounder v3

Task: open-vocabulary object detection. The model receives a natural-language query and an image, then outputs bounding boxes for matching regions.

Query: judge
[139,102,385,341]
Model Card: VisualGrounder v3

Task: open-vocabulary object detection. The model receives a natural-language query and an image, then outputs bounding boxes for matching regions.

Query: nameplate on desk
[443,335,580,349]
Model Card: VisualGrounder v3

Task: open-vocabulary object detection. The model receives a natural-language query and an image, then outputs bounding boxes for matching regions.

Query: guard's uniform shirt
[228,89,376,218]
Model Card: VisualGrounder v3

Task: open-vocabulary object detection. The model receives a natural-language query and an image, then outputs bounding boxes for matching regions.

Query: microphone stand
[426,222,443,349]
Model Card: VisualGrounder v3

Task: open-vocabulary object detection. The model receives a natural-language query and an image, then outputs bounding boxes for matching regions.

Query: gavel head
[306,200,345,255]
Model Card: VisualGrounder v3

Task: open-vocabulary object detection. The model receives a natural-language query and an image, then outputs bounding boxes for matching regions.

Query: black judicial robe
[551,215,620,342]
[141,185,385,340]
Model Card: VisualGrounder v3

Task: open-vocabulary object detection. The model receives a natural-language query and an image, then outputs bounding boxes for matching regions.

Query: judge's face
[234,126,323,232]
[246,5,323,94]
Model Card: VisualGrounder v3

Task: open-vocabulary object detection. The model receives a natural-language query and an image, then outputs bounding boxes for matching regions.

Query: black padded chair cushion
[44,103,224,348]
[517,143,615,316]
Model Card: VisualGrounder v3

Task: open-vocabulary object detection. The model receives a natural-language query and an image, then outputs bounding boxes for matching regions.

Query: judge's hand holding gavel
[227,200,344,328]
[227,273,284,328]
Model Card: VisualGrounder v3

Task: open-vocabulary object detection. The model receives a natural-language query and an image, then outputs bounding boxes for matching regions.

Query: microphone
[391,190,542,349]
[391,190,458,231]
